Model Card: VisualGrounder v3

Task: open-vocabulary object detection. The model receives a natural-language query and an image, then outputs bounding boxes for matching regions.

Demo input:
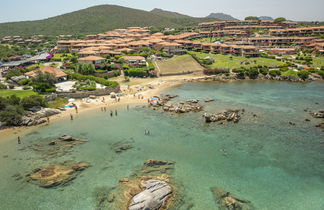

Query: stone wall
[57,86,120,98]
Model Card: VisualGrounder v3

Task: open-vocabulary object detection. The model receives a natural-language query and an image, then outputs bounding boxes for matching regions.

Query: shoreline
[1,74,323,141]
[0,78,184,142]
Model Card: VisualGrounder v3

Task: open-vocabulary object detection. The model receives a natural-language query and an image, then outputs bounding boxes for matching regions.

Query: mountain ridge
[0,5,218,38]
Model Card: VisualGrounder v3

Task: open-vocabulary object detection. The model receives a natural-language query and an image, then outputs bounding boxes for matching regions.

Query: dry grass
[155,55,204,76]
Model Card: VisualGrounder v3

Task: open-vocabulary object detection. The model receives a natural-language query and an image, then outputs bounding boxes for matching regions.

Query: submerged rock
[27,135,86,159]
[129,179,172,210]
[205,98,215,103]
[110,140,134,153]
[27,161,90,188]
[210,187,254,210]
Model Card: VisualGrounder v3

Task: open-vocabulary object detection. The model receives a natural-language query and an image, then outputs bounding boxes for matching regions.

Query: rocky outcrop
[162,102,203,114]
[210,187,254,210]
[203,109,242,123]
[27,161,90,188]
[20,108,61,126]
[204,98,215,103]
[129,179,172,210]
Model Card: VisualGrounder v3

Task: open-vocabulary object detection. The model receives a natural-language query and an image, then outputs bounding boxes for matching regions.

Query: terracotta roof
[78,56,105,61]
[25,67,66,78]
[122,56,146,61]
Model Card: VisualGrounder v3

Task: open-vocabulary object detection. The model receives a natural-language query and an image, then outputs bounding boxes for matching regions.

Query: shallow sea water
[0,81,323,210]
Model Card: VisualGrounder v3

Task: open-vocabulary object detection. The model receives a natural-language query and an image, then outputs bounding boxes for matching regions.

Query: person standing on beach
[115,110,118,116]
[127,105,129,110]
[17,136,21,144]
[104,107,107,112]
[110,111,113,117]
[75,105,78,114]
[70,114,73,120]
[47,117,50,124]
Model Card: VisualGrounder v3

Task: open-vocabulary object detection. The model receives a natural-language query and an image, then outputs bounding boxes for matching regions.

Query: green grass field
[156,54,204,76]
[0,90,38,98]
[312,57,324,68]
[191,52,285,69]
[281,69,298,77]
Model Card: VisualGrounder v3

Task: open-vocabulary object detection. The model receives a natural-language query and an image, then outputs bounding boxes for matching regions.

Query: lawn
[52,53,73,61]
[191,52,285,69]
[312,57,324,68]
[0,90,38,98]
[155,54,204,76]
[281,69,298,77]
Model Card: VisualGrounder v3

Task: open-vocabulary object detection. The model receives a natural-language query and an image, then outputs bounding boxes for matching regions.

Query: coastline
[0,78,184,142]
[1,73,323,142]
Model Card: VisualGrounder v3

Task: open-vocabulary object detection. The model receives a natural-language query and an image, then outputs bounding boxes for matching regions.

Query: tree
[20,95,47,109]
[245,16,260,20]
[0,105,25,126]
[7,95,20,106]
[297,71,310,80]
[274,17,286,23]
[31,72,56,93]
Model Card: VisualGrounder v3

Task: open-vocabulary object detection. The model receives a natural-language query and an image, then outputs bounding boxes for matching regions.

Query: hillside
[206,13,237,20]
[150,8,191,18]
[0,5,218,38]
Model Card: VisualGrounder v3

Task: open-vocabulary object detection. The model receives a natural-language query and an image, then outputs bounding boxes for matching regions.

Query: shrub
[124,68,148,77]
[203,68,229,75]
[246,68,259,79]
[80,86,96,91]
[0,83,7,89]
[297,71,310,80]
[269,70,281,77]
[9,84,15,89]
[318,70,324,79]
[23,86,31,90]
[66,72,119,87]
[18,79,30,86]
[259,67,269,75]
[20,95,47,109]
[0,105,25,126]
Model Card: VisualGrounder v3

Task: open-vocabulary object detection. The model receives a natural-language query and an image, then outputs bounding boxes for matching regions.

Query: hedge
[66,72,119,87]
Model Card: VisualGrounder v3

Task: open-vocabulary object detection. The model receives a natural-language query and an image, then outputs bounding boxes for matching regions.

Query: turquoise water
[0,81,324,210]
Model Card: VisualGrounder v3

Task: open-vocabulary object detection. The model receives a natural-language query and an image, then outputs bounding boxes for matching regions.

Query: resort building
[122,56,147,66]
[25,67,67,81]
[78,56,105,64]
[269,26,324,36]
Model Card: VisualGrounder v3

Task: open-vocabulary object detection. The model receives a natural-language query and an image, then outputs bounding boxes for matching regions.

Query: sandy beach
[0,75,196,141]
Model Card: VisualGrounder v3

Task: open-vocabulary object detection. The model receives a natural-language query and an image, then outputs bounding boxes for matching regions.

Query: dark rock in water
[210,187,254,210]
[27,161,90,188]
[203,110,242,123]
[289,121,296,126]
[144,160,175,167]
[305,119,311,122]
[114,144,133,153]
[129,179,172,210]
[186,99,199,104]
[311,110,324,118]
[315,123,324,129]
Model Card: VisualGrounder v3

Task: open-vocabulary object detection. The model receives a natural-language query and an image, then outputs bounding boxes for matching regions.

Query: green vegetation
[274,17,286,23]
[0,95,47,125]
[281,69,298,77]
[312,57,324,68]
[47,97,68,109]
[245,16,260,20]
[189,52,285,69]
[31,72,57,93]
[192,37,219,43]
[124,68,148,77]
[75,63,96,75]
[0,90,37,98]
[52,53,75,62]
[0,5,218,38]
[66,72,119,87]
